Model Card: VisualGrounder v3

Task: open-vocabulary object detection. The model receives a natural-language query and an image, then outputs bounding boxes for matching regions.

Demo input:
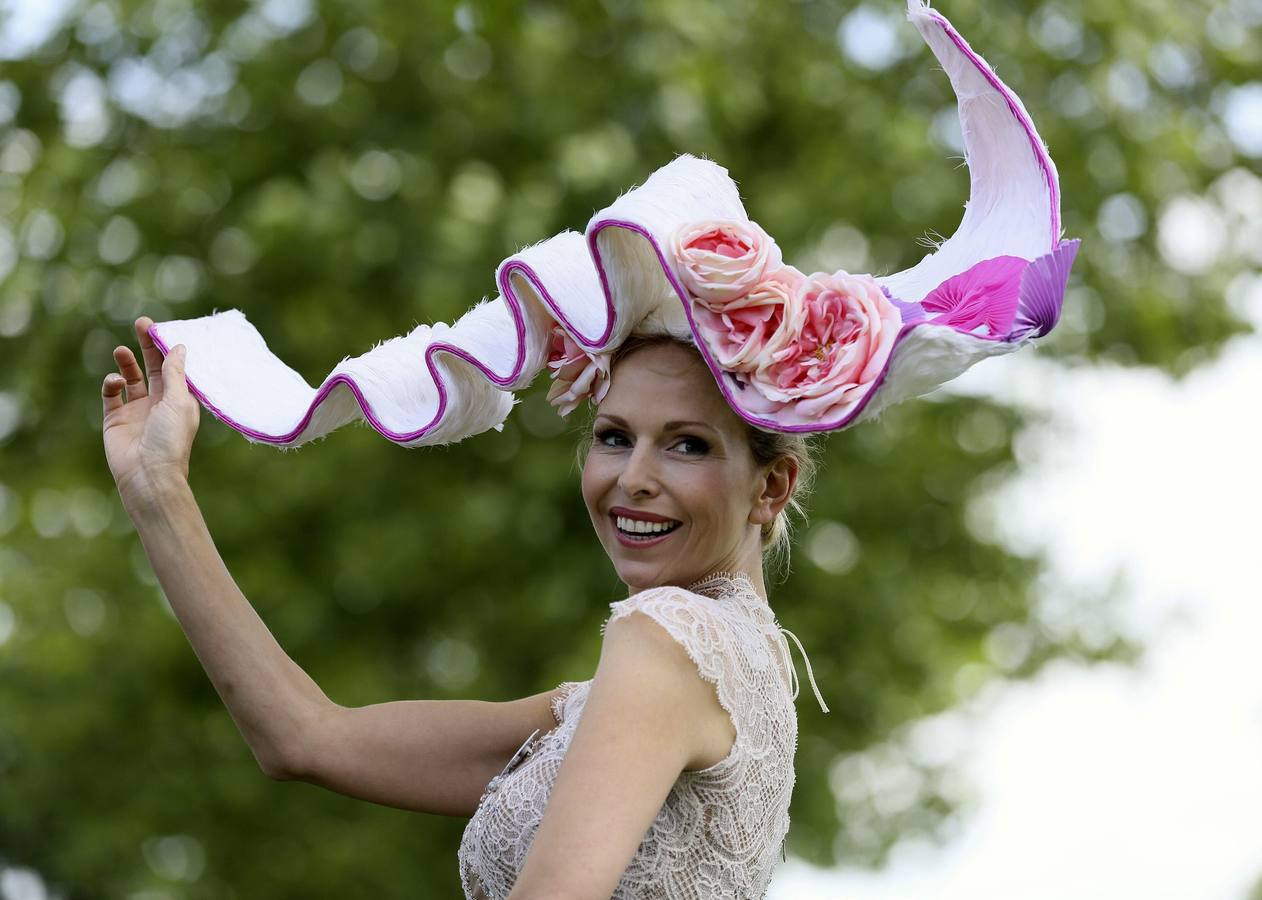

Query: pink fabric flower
[545,324,611,417]
[692,265,807,373]
[671,219,783,308]
[744,270,902,421]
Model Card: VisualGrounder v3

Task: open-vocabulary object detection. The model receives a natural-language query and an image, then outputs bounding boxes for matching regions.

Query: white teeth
[616,516,679,535]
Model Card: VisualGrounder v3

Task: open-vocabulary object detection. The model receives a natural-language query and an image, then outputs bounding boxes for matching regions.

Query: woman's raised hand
[102,316,201,512]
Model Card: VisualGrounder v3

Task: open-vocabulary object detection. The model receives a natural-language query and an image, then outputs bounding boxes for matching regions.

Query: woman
[102,317,827,898]
[103,4,1079,895]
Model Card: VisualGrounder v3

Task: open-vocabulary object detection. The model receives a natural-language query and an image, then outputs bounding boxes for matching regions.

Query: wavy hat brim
[149,0,1079,449]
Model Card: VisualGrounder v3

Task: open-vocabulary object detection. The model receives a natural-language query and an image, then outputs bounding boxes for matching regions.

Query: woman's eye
[674,436,709,455]
[592,429,707,455]
[594,428,628,447]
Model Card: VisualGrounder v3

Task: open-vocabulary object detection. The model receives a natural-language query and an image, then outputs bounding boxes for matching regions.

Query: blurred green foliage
[0,0,1258,896]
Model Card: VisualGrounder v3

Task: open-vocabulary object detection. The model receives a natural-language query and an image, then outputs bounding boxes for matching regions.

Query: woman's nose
[617,443,659,497]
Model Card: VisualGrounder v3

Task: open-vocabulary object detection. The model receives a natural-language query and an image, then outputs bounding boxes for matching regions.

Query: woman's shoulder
[601,583,766,690]
[607,582,775,646]
[603,585,740,649]
[603,585,724,648]
[607,583,726,618]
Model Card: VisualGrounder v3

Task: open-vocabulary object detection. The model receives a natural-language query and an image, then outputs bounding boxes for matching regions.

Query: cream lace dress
[456,571,829,899]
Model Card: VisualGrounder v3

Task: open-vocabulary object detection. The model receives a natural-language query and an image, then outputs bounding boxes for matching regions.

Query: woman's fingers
[102,372,126,416]
[135,316,165,402]
[113,344,148,401]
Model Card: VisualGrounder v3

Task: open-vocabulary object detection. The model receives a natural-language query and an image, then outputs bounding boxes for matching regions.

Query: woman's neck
[685,568,769,605]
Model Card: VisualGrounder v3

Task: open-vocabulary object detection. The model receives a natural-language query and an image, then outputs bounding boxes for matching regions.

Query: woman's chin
[613,559,657,585]
[614,560,689,593]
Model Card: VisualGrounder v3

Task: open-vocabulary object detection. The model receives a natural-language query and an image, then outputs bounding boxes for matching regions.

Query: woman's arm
[102,316,327,778]
[132,474,571,811]
[506,610,734,900]
[125,474,329,778]
[103,317,563,812]
[294,687,564,818]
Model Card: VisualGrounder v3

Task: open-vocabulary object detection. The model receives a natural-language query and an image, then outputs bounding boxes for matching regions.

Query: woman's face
[581,341,776,594]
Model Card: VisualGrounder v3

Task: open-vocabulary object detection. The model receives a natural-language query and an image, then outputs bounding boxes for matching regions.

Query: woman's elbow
[259,699,332,781]
[256,744,300,781]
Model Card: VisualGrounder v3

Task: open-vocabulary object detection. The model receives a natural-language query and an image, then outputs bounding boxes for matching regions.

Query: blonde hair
[572,334,822,584]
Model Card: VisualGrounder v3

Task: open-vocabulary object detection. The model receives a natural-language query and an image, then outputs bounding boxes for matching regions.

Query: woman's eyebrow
[596,414,717,433]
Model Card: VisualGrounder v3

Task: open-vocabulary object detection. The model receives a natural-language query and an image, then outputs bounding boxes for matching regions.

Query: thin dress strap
[777,626,830,714]
[684,569,831,715]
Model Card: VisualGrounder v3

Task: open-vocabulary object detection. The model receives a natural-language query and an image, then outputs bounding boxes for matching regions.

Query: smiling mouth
[611,514,682,542]
[616,523,680,540]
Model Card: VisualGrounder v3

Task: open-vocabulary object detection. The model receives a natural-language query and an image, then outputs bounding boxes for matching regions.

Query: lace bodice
[456,571,828,899]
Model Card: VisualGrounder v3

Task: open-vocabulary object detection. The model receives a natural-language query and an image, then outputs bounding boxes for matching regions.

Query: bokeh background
[0,0,1259,897]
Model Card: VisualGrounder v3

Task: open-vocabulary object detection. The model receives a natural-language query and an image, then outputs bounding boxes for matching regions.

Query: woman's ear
[750,456,798,528]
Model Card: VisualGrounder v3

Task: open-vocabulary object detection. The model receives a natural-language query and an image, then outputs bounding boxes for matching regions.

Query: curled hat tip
[906,0,934,20]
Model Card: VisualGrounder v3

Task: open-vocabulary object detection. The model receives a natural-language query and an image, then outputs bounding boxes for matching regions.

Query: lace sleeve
[602,587,744,771]
[549,680,583,726]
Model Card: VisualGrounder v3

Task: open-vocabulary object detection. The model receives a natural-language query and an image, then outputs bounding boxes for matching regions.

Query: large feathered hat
[148,0,1080,449]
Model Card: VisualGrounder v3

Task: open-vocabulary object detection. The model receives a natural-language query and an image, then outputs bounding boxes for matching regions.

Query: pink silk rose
[671,219,784,308]
[744,270,902,421]
[545,324,611,417]
[692,265,807,373]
